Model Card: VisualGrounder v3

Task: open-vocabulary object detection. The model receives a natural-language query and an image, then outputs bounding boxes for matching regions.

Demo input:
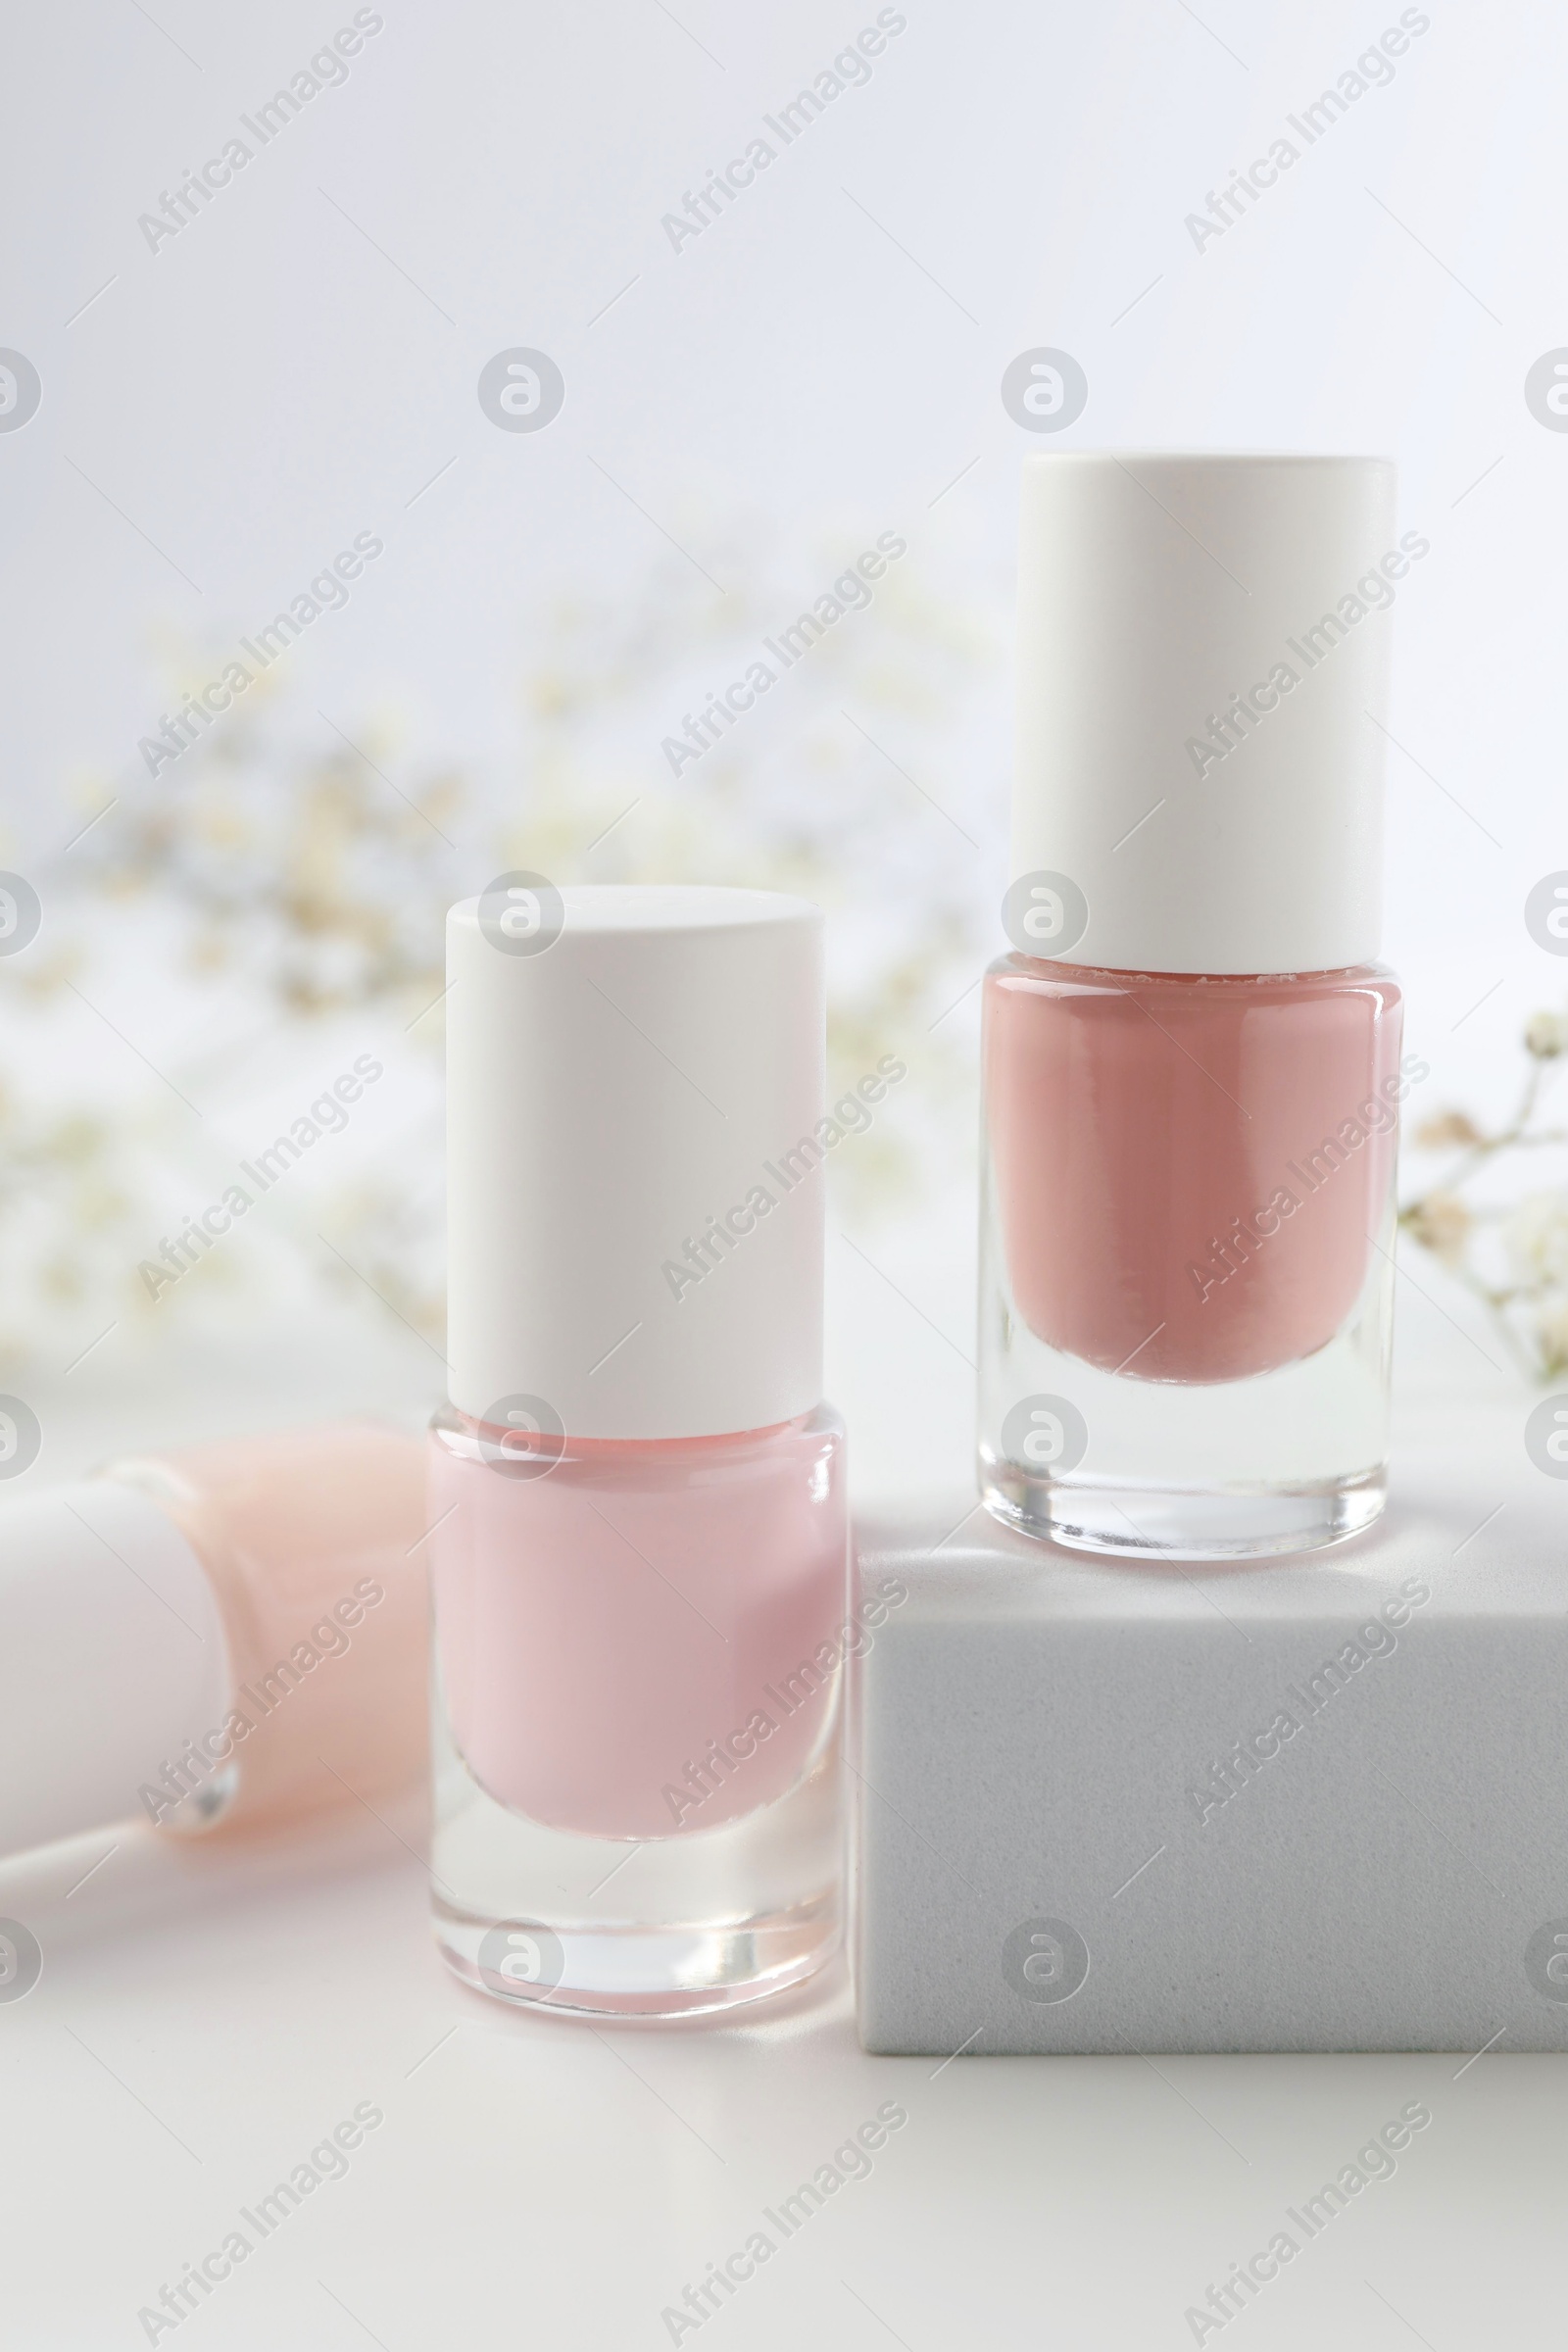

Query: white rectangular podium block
[855,1469,1568,2054]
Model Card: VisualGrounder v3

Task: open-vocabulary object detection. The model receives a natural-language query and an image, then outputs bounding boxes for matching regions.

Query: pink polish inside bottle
[429,1405,845,1842]
[984,961,1404,1385]
[120,1420,430,1832]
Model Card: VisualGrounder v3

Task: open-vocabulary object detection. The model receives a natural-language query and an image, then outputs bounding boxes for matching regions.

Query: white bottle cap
[445,883,825,1441]
[0,1482,231,1854]
[1010,452,1400,975]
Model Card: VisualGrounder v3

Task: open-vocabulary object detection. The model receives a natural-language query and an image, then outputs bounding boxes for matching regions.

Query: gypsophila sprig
[1400,1001,1568,1379]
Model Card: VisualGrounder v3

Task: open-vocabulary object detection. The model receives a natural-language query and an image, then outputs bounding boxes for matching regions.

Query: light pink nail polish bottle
[429,882,848,2017]
[0,1420,428,1856]
[980,454,1416,1559]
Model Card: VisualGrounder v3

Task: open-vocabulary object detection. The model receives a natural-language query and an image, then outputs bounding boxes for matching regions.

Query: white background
[2,0,1566,2342]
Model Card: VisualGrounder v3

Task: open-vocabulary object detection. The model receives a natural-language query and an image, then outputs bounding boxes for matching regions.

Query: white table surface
[2,1264,1560,2349]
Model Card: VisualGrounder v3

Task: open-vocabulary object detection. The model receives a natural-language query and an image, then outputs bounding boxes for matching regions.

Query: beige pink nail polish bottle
[0,1420,428,1855]
[980,454,1417,1559]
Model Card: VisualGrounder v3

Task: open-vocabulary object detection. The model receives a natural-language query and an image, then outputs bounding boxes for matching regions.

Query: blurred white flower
[1504,1191,1568,1290]
[1403,1189,1472,1270]
[1412,1108,1482,1151]
[1525,1009,1568,1059]
[1536,1295,1568,1380]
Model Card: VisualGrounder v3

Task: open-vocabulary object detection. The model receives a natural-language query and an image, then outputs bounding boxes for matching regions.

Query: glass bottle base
[978,1462,1387,1561]
[430,1695,843,2019]
[433,1896,839,2020]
